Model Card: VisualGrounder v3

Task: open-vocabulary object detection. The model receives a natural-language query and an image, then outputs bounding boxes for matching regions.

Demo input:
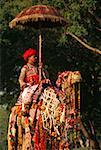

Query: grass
[0,106,10,150]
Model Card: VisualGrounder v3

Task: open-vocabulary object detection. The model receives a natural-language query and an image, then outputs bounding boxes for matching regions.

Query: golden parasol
[9,5,67,80]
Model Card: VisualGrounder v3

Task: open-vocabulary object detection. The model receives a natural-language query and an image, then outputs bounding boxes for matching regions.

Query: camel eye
[64,76,68,79]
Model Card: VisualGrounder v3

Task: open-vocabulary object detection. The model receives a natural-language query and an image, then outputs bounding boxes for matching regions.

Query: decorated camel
[7,4,100,150]
[8,71,99,150]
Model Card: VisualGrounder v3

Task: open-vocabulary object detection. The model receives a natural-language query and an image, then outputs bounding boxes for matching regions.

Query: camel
[8,71,100,150]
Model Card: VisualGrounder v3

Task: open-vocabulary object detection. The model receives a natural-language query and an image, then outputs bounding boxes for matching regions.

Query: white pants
[21,84,38,104]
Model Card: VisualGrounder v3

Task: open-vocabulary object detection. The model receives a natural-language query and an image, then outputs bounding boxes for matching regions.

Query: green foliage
[0,0,32,29]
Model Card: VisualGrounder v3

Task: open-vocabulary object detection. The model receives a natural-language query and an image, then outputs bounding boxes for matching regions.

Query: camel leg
[78,118,100,149]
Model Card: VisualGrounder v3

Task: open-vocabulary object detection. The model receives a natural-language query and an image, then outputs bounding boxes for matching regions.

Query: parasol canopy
[9,5,67,29]
[9,5,67,81]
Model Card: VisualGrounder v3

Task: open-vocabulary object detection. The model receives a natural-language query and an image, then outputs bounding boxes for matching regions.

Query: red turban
[23,48,37,61]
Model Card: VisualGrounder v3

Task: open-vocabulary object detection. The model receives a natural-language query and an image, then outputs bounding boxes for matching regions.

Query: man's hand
[38,62,43,69]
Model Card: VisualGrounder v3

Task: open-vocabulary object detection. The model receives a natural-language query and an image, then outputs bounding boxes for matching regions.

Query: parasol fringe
[9,14,66,28]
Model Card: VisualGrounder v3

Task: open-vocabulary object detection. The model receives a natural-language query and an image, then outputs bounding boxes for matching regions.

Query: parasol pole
[38,29,42,81]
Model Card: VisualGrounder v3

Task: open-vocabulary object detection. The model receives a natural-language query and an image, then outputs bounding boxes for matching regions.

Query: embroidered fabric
[19,63,38,88]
